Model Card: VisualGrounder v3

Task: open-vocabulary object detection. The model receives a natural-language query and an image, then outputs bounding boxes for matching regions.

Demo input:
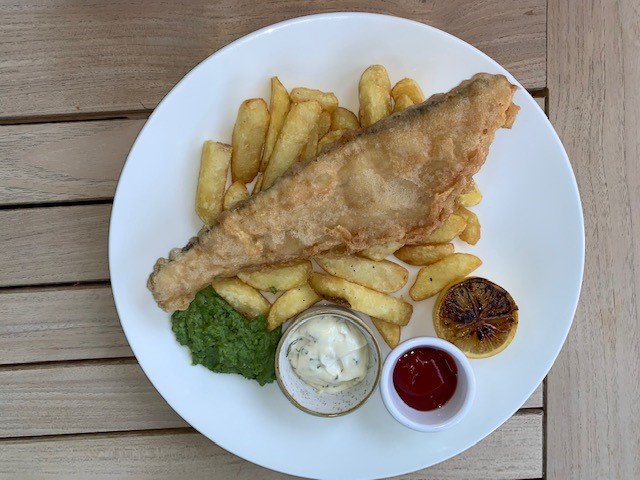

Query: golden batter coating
[148,73,518,311]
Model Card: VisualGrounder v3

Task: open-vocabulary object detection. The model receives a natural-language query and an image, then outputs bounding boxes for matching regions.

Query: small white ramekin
[275,305,381,417]
[380,337,476,432]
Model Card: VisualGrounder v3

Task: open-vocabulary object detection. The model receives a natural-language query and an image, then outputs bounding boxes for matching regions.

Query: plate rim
[109,11,585,479]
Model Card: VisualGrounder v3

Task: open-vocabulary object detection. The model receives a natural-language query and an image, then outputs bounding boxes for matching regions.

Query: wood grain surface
[0,119,144,204]
[0,286,131,364]
[546,1,640,478]
[0,204,110,286]
[0,362,187,437]
[12,0,640,477]
[0,0,546,119]
[0,412,542,480]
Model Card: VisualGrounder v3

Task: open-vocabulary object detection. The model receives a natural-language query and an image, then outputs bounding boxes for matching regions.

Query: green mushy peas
[171,286,281,385]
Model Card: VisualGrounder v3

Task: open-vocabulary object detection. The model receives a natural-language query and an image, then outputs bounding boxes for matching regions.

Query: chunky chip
[358,65,392,127]
[394,243,455,266]
[237,260,312,292]
[195,141,231,225]
[456,206,481,245]
[316,256,408,293]
[211,277,271,318]
[309,273,412,326]
[262,100,322,189]
[231,98,269,183]
[266,283,320,331]
[371,317,401,348]
[423,215,467,244]
[358,241,404,261]
[223,181,249,210]
[409,253,482,301]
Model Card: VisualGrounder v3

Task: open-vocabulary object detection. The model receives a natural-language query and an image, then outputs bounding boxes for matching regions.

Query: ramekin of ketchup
[379,337,476,432]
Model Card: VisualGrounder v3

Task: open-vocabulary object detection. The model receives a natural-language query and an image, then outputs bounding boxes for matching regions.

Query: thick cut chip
[316,256,408,293]
[394,243,454,266]
[391,78,425,104]
[331,107,359,131]
[300,126,319,161]
[456,180,483,206]
[393,94,414,112]
[409,253,482,301]
[317,110,332,138]
[211,277,270,318]
[290,88,339,112]
[231,99,269,183]
[309,273,412,326]
[423,214,467,244]
[358,65,392,127]
[359,241,404,261]
[371,317,401,348]
[456,206,481,245]
[237,260,312,292]
[262,100,322,189]
[261,77,291,172]
[267,283,321,331]
[195,141,231,225]
[223,181,249,210]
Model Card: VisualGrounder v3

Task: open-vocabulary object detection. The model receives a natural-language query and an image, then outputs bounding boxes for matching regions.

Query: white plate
[109,13,584,480]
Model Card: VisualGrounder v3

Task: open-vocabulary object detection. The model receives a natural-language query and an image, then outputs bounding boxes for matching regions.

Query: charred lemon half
[433,277,518,359]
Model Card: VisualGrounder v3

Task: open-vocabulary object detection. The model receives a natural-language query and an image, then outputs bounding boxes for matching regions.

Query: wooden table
[0,1,637,479]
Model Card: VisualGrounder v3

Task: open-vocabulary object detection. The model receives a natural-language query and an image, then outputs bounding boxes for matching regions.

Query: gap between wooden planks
[0,0,546,119]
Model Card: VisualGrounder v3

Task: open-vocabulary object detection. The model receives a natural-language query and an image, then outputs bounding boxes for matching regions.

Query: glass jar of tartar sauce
[286,314,369,393]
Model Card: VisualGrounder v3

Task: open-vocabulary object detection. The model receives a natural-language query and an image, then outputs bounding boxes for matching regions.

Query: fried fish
[149,73,519,311]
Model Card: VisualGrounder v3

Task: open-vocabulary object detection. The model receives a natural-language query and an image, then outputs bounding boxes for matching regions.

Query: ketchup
[392,347,458,411]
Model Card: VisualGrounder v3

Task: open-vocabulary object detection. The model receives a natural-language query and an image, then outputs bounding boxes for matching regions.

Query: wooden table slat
[0,204,110,286]
[546,0,640,478]
[0,412,542,480]
[0,119,143,205]
[0,0,546,119]
[0,286,131,364]
[0,362,187,438]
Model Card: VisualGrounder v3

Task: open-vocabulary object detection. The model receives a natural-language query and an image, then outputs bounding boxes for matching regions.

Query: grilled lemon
[433,277,518,359]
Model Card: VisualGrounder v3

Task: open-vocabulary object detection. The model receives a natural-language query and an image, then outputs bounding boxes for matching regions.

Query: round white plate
[109,13,584,480]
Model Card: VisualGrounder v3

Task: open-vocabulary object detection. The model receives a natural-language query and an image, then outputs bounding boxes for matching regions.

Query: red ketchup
[392,347,458,411]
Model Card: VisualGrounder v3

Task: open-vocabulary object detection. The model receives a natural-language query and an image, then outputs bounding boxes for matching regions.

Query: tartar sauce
[287,315,369,393]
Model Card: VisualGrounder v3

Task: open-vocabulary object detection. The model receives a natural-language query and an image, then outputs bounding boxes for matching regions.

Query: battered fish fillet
[149,73,519,311]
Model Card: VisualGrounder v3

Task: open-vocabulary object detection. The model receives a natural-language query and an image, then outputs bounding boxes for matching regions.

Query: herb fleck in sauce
[287,315,369,393]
